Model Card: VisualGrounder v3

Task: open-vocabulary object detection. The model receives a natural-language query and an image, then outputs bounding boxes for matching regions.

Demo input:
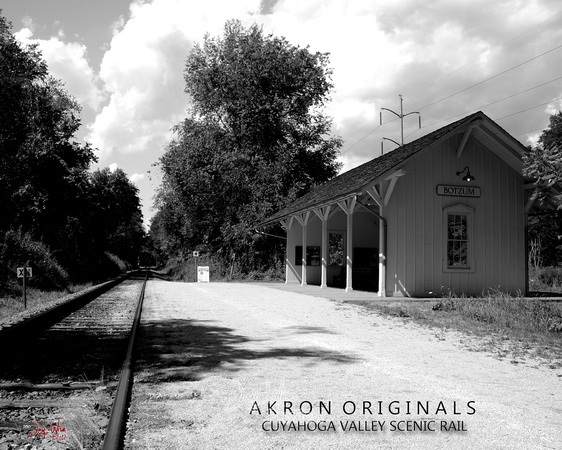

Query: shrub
[529,265,562,291]
[0,229,69,292]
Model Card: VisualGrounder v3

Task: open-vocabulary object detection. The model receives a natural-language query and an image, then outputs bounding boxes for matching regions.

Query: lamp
[456,166,475,182]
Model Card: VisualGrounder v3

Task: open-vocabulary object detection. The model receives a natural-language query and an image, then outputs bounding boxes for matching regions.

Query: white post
[314,206,331,289]
[346,211,353,292]
[378,205,386,297]
[366,184,387,297]
[281,217,294,284]
[337,197,356,292]
[296,212,311,286]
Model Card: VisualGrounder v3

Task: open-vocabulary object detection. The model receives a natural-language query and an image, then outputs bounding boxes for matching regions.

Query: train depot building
[259,111,557,297]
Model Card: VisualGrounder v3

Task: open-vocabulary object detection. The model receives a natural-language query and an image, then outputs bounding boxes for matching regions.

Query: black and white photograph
[0,0,561,448]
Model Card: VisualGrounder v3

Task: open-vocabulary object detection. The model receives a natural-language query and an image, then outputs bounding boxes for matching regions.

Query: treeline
[149,21,342,277]
[0,12,145,293]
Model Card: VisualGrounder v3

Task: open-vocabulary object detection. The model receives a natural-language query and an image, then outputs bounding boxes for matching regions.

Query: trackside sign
[436,185,481,197]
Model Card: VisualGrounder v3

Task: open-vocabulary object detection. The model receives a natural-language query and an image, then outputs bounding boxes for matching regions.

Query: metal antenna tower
[380,95,421,154]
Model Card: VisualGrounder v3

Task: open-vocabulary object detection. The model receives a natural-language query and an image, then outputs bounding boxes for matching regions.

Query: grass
[349,289,562,368]
[529,265,562,293]
[63,386,113,450]
[0,283,93,322]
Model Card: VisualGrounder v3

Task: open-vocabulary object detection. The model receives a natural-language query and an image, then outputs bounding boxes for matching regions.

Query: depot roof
[258,111,552,227]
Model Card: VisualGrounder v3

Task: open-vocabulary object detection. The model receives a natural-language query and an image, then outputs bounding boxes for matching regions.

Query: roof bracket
[365,185,383,208]
[337,196,357,215]
[313,205,332,222]
[456,119,482,158]
[383,169,406,206]
[294,211,311,226]
[281,216,294,230]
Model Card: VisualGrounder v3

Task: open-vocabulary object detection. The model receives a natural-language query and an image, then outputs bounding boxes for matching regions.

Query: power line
[405,10,562,98]
[339,124,382,156]
[404,76,562,139]
[514,126,548,137]
[415,43,562,112]
[337,11,562,159]
[403,96,561,143]
[495,97,562,121]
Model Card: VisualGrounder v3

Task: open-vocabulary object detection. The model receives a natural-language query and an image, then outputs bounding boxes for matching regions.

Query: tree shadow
[134,319,359,384]
[283,325,338,335]
[2,329,129,383]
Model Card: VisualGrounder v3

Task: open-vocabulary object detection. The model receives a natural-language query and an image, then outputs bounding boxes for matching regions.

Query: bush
[161,254,284,282]
[529,266,562,291]
[0,229,69,292]
[431,289,562,333]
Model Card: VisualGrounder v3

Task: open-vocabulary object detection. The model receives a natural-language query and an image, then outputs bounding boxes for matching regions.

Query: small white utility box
[197,266,209,283]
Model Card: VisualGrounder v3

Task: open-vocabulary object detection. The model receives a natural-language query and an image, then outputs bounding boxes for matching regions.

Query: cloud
[14,24,105,112]
[109,163,119,172]
[87,0,262,163]
[129,173,145,184]
[256,0,562,169]
[43,0,559,225]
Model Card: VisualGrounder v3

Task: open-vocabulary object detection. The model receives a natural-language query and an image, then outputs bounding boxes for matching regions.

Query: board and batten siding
[385,133,525,297]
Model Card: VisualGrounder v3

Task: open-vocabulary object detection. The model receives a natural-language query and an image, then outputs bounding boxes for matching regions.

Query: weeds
[161,255,284,282]
[350,289,562,366]
[529,265,562,292]
[431,289,562,335]
[0,282,93,322]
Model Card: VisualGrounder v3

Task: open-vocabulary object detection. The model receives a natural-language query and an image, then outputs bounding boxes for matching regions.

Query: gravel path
[125,281,561,450]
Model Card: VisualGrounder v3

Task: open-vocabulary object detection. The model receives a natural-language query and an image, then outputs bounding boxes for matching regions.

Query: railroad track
[0,270,152,449]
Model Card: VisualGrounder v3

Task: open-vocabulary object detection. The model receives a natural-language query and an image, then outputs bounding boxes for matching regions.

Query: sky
[2,0,562,228]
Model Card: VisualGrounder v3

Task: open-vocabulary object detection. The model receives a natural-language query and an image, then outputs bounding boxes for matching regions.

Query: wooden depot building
[258,111,557,297]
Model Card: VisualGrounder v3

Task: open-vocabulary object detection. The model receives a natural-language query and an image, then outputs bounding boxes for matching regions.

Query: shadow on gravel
[134,319,359,384]
[284,325,338,335]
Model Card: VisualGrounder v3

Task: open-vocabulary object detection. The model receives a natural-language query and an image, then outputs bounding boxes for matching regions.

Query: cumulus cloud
[32,0,556,224]
[14,24,105,112]
[87,0,261,162]
[109,163,119,172]
[256,0,562,169]
[129,173,145,184]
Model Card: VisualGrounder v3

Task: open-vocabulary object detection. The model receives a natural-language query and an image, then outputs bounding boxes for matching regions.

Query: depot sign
[436,184,481,198]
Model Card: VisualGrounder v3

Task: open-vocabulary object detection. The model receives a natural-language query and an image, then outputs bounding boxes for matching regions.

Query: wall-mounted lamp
[456,166,475,182]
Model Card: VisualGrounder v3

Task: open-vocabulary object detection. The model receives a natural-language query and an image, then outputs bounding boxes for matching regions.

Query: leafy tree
[1,12,95,239]
[0,11,145,287]
[89,168,145,266]
[524,111,562,268]
[523,111,562,207]
[155,21,341,272]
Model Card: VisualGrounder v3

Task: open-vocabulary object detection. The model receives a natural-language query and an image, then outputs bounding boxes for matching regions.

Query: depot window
[443,204,474,272]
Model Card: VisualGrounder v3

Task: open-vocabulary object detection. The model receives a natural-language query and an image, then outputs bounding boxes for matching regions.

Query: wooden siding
[385,134,526,296]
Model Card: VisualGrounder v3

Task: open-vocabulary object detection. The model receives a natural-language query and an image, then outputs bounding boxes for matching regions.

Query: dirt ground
[125,281,562,450]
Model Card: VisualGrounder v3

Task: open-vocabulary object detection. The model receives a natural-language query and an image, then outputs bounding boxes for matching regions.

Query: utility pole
[380,95,421,154]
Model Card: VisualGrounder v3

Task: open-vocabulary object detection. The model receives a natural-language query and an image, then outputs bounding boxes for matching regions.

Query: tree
[523,111,562,207]
[0,11,145,288]
[155,21,341,272]
[90,168,145,265]
[524,111,562,268]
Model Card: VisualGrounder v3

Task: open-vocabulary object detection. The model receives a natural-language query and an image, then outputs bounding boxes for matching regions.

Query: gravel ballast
[125,280,561,450]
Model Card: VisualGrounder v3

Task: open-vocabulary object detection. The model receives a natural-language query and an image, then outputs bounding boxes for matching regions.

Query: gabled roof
[258,111,528,227]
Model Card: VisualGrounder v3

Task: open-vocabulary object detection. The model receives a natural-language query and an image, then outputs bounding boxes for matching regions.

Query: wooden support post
[337,197,357,292]
[281,217,294,284]
[367,183,387,297]
[378,204,386,297]
[295,212,311,286]
[314,206,332,288]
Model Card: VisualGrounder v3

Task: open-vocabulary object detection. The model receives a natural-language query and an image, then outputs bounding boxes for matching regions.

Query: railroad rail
[0,269,154,449]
